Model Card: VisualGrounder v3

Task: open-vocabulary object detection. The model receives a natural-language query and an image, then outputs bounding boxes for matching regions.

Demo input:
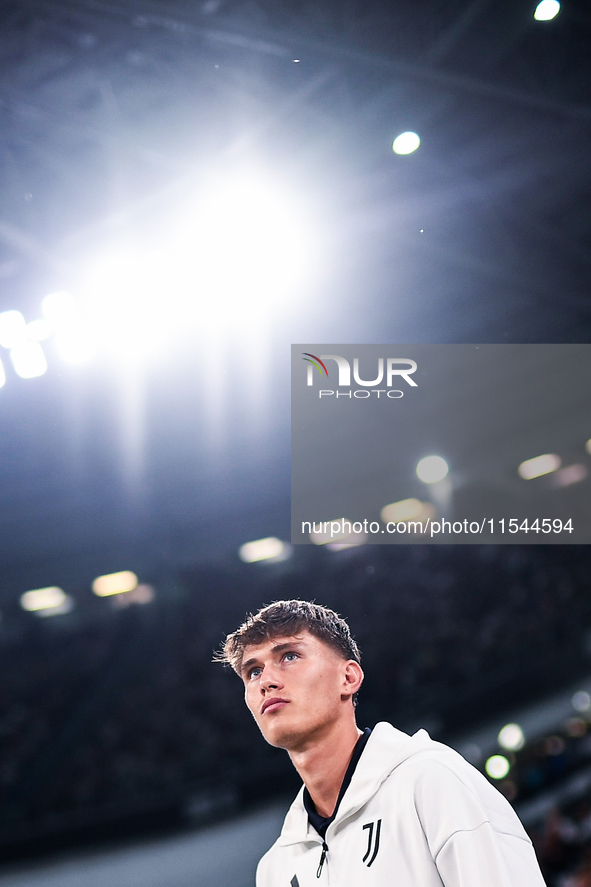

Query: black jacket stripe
[367,819,382,868]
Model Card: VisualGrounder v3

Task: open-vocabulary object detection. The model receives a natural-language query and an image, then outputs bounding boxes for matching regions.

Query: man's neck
[288,719,363,818]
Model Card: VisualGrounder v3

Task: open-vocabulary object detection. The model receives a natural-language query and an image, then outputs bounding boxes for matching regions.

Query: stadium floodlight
[170,171,314,330]
[42,291,78,329]
[10,341,48,379]
[534,0,560,20]
[55,325,96,365]
[518,453,560,479]
[485,755,510,780]
[498,723,525,751]
[392,132,421,155]
[21,586,68,612]
[0,310,27,349]
[416,455,449,483]
[75,170,315,369]
[26,319,52,342]
[239,537,290,563]
[92,570,139,596]
[42,290,95,364]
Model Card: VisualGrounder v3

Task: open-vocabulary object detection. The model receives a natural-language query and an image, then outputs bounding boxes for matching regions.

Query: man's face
[241,631,357,752]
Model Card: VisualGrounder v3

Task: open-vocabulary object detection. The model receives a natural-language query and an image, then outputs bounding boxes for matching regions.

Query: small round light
[498,723,525,751]
[416,455,449,483]
[392,131,421,155]
[572,691,591,712]
[485,755,510,779]
[534,0,560,21]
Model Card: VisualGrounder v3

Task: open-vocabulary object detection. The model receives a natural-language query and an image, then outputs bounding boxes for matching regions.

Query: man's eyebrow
[240,641,306,676]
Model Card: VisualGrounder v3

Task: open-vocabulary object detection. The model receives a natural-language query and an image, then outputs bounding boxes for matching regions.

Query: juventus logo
[362,819,382,867]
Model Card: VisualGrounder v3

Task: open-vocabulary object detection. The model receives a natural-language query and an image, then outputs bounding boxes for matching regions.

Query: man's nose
[260,668,283,693]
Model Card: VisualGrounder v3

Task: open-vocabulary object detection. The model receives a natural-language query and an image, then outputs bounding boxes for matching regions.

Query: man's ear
[341,660,364,701]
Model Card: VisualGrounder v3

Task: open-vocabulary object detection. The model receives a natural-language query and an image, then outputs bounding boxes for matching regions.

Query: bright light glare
[41,291,95,364]
[393,132,421,155]
[175,175,312,323]
[534,0,560,20]
[10,341,48,378]
[238,537,289,563]
[518,453,561,479]
[92,570,138,596]
[55,327,95,364]
[0,310,27,349]
[572,691,591,712]
[79,173,314,363]
[42,291,78,328]
[485,755,510,779]
[416,455,449,483]
[21,587,67,612]
[0,359,5,389]
[81,251,177,363]
[498,723,525,751]
[27,319,52,341]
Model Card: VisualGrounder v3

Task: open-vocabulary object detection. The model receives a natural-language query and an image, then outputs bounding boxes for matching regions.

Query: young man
[217,599,547,886]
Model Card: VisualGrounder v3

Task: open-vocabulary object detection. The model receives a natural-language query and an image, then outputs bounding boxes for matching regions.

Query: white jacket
[256,722,547,887]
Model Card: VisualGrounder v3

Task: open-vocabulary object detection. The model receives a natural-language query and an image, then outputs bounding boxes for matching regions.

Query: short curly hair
[215,599,361,703]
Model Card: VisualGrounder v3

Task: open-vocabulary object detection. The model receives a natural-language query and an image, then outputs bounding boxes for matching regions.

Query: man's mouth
[261,697,289,715]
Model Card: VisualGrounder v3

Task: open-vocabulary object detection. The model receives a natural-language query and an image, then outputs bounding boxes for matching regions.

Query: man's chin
[258,721,301,751]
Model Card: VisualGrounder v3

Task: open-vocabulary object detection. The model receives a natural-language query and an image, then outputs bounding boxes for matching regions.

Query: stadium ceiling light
[392,131,421,155]
[238,537,290,563]
[534,0,560,21]
[27,319,52,342]
[416,455,449,483]
[10,341,48,379]
[42,291,95,365]
[92,570,139,596]
[21,586,69,613]
[0,310,27,349]
[518,453,561,479]
[42,291,78,328]
[78,170,316,366]
[498,723,525,751]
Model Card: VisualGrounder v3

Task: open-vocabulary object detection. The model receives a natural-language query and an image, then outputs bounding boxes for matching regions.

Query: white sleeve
[410,758,547,887]
[435,821,547,887]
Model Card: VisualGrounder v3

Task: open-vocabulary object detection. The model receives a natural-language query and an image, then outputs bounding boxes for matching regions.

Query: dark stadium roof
[0,0,589,595]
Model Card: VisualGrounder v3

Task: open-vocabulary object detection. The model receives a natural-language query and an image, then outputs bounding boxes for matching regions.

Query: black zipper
[316,840,328,878]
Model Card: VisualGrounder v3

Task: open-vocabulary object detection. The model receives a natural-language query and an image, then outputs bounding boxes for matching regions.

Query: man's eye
[249,667,262,679]
[283,652,298,662]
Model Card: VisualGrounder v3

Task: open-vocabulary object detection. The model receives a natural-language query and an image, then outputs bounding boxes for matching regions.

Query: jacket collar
[278,722,427,846]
